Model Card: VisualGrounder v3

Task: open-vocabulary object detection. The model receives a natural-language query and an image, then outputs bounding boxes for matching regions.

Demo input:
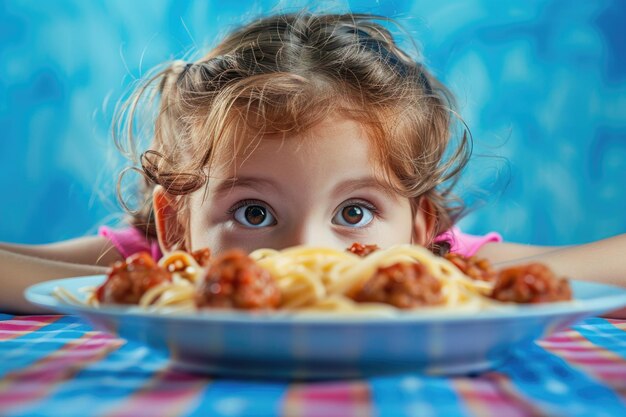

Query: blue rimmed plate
[25,275,626,379]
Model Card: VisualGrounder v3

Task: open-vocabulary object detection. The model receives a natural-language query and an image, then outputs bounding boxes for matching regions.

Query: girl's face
[156,117,429,255]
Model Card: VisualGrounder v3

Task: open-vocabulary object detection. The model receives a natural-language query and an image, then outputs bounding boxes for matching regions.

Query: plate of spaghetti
[25,243,626,379]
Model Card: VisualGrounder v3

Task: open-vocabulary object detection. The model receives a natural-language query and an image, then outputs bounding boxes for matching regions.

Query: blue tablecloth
[1,314,625,416]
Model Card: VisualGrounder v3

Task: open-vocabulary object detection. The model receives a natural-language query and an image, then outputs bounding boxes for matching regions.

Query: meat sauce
[444,253,496,282]
[195,250,281,310]
[191,248,212,267]
[95,248,280,309]
[349,245,571,307]
[349,262,444,308]
[490,263,572,303]
[446,253,572,303]
[95,243,572,309]
[96,252,171,304]
[347,242,380,257]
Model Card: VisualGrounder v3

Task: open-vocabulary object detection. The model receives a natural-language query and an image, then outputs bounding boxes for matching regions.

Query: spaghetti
[249,245,494,314]
[53,243,572,315]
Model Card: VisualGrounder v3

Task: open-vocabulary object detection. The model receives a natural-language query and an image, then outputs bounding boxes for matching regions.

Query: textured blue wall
[1,0,625,245]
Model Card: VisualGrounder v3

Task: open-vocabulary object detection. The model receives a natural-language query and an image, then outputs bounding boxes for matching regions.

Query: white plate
[25,275,626,379]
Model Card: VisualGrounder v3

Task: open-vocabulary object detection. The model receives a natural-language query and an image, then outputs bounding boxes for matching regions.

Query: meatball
[195,249,281,310]
[349,262,444,309]
[444,253,496,282]
[96,252,172,304]
[347,242,380,257]
[490,263,572,303]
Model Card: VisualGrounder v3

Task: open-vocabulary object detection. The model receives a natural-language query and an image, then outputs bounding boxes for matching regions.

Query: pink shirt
[99,226,162,261]
[99,225,502,261]
[434,226,502,257]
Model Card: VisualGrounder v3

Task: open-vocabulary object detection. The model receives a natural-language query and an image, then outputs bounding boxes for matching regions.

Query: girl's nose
[281,222,340,249]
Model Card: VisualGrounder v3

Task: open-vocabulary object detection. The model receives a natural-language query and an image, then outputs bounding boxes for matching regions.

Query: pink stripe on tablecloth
[539,327,626,396]
[605,319,626,330]
[101,368,210,417]
[282,381,372,417]
[538,342,597,351]
[453,375,540,417]
[0,315,61,341]
[0,331,123,412]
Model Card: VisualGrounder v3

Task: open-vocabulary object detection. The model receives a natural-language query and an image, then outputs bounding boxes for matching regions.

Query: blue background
[1,0,625,246]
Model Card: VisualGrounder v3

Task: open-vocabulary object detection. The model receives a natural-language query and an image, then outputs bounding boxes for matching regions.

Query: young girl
[1,12,625,314]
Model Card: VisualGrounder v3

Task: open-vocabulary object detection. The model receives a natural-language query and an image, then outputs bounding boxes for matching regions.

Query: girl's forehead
[205,118,381,179]
[200,114,404,199]
[206,164,398,211]
[203,117,403,198]
[230,117,376,167]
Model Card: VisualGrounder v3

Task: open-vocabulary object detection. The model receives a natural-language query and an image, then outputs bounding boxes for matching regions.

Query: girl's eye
[333,202,376,228]
[231,202,276,228]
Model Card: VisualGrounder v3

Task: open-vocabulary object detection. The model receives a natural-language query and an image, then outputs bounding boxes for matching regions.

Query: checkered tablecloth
[0,314,625,417]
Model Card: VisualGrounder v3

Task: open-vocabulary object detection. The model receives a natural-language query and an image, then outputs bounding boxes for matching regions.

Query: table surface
[0,314,625,417]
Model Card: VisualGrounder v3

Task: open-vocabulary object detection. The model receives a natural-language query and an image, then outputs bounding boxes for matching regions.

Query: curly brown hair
[114,12,471,255]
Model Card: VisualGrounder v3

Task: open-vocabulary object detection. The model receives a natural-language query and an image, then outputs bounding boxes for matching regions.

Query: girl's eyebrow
[211,176,281,198]
[332,177,398,199]
[211,176,398,199]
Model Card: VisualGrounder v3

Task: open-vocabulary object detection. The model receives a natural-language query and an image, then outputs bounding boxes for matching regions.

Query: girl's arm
[0,236,123,314]
[0,248,108,314]
[0,236,123,267]
[477,234,626,318]
[476,233,626,287]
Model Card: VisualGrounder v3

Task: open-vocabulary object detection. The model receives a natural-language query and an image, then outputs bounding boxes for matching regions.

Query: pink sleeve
[434,226,502,257]
[98,226,163,261]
